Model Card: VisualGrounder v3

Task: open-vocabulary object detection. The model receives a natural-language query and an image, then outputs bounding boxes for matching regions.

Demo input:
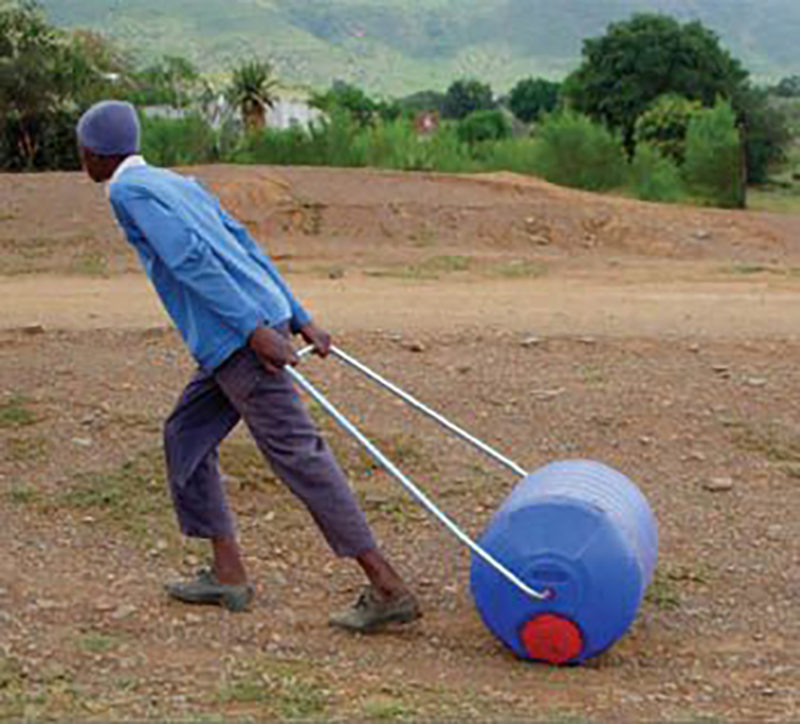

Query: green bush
[140,112,217,166]
[531,112,627,191]
[633,94,702,165]
[683,99,744,208]
[629,144,684,202]
[457,109,512,145]
[480,138,540,175]
[0,109,82,171]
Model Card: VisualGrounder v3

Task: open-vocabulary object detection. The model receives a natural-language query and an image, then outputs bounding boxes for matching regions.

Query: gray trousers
[163,344,377,558]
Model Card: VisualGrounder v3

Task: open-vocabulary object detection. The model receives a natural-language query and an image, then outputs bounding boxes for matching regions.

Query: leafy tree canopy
[442,78,494,120]
[508,77,560,124]
[564,13,748,147]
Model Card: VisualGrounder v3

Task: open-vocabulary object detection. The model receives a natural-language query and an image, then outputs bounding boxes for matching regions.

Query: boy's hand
[300,322,332,357]
[248,326,299,373]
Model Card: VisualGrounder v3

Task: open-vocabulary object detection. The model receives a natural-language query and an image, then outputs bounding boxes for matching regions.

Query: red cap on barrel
[521,614,584,664]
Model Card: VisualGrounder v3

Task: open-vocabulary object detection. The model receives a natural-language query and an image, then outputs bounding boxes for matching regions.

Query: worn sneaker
[329,586,421,633]
[165,568,254,613]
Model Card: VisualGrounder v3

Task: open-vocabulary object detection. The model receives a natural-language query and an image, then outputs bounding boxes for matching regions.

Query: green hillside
[39,0,800,96]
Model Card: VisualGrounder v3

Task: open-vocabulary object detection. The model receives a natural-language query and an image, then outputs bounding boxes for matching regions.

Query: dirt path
[4,269,800,340]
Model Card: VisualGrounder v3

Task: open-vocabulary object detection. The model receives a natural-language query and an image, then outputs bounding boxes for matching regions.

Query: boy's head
[76,100,140,183]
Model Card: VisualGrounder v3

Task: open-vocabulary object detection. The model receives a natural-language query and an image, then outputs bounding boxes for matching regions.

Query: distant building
[142,95,322,131]
[266,97,323,130]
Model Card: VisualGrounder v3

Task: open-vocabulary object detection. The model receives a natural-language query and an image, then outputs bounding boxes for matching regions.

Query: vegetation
[508,77,560,124]
[226,59,278,132]
[3,1,800,211]
[564,14,748,151]
[683,99,745,208]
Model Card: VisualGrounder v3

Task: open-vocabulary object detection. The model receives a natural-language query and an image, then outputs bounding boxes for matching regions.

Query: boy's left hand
[300,322,332,357]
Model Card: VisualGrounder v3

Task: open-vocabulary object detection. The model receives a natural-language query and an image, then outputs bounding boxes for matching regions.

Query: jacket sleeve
[112,191,265,341]
[217,205,312,333]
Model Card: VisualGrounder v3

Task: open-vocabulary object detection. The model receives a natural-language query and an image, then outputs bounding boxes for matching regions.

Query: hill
[40,0,800,96]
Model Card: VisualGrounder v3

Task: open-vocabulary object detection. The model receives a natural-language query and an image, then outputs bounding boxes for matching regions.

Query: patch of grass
[730,420,800,463]
[644,568,681,610]
[6,485,40,505]
[78,632,124,654]
[748,185,800,214]
[4,435,49,463]
[490,259,547,279]
[367,254,472,280]
[576,364,606,386]
[55,449,174,547]
[724,263,784,275]
[360,694,416,721]
[69,250,109,277]
[0,395,36,429]
[219,662,330,720]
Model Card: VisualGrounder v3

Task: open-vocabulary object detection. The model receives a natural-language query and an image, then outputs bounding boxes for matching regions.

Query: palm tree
[226,59,279,132]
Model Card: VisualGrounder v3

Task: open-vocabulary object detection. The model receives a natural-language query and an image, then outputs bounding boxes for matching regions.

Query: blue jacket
[109,163,311,370]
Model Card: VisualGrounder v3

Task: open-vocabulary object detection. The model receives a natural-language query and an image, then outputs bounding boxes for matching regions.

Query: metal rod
[328,345,528,478]
[285,364,549,601]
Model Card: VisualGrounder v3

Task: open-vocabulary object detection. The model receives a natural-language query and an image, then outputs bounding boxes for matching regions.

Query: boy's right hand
[248,326,299,374]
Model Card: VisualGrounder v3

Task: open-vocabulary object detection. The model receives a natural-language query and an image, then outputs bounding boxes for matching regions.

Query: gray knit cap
[76,100,141,156]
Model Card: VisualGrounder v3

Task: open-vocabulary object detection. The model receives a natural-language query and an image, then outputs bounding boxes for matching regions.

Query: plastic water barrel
[469,460,658,664]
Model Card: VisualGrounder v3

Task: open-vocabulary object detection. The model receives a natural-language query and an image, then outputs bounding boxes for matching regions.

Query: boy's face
[79,146,118,183]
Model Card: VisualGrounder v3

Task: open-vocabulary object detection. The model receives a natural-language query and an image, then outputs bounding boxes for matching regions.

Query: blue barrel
[469,460,657,664]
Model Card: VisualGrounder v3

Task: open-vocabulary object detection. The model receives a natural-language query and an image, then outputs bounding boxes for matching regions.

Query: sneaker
[165,568,254,613]
[329,586,421,633]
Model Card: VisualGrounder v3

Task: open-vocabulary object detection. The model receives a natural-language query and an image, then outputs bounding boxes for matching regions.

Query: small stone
[185,555,200,567]
[694,230,711,241]
[529,234,550,246]
[766,525,784,542]
[328,267,345,280]
[712,364,730,374]
[746,377,768,388]
[407,342,425,353]
[156,539,168,552]
[704,477,734,493]
[578,336,597,345]
[95,599,116,612]
[34,598,60,610]
[455,364,472,374]
[111,604,137,620]
[639,436,654,446]
[532,388,565,401]
[688,343,700,353]
[71,437,93,448]
[520,336,542,348]
[185,613,203,624]
[688,450,707,462]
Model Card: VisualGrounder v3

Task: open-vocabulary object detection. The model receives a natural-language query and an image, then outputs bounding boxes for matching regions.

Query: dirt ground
[1,165,800,722]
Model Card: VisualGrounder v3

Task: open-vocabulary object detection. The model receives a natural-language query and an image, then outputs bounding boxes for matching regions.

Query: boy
[76,100,420,632]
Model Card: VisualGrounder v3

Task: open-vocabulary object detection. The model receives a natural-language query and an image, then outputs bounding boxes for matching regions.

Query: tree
[442,78,494,120]
[134,55,199,108]
[508,77,560,124]
[457,109,511,144]
[633,94,702,165]
[773,75,800,99]
[737,86,792,184]
[226,59,279,132]
[0,0,103,168]
[683,99,744,208]
[311,81,376,127]
[564,14,748,150]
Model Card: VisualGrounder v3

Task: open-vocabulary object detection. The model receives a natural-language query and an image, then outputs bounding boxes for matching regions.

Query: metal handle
[288,350,549,601]
[298,345,527,477]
